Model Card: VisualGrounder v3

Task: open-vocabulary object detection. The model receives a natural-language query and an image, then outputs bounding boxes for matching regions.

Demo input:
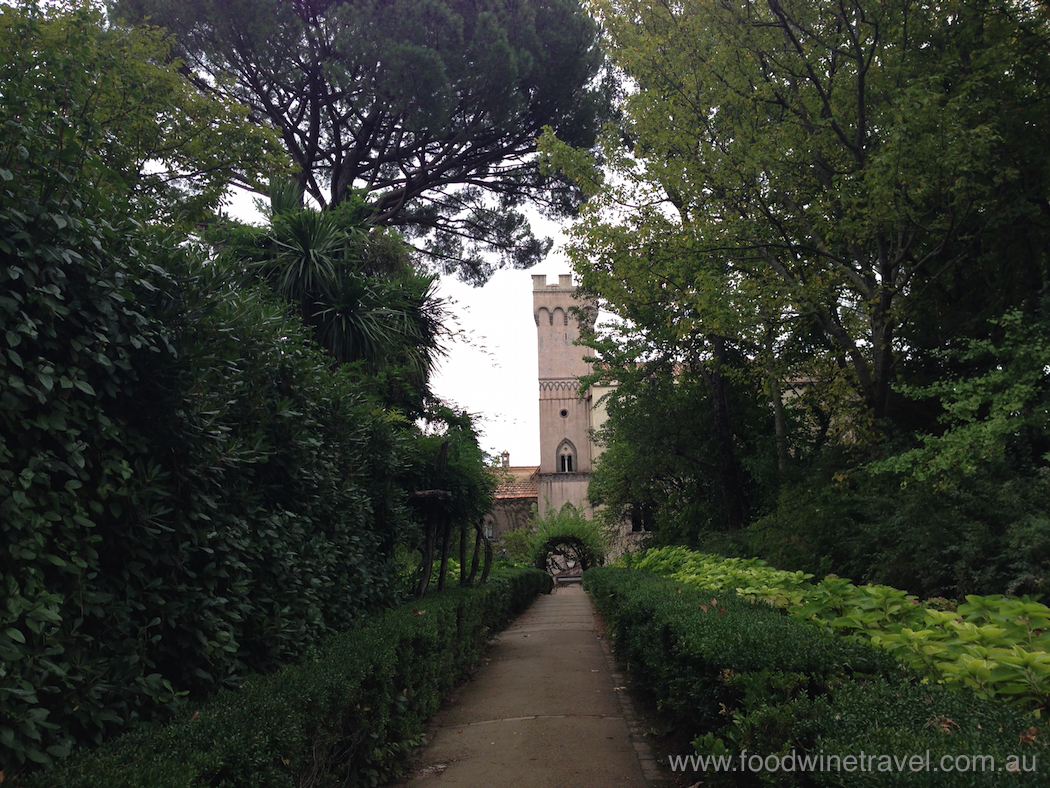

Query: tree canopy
[544,0,1050,423]
[109,0,613,283]
[1,0,287,227]
[216,181,448,416]
[539,0,1050,583]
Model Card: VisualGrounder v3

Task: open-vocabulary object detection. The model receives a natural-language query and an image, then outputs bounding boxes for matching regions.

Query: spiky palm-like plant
[229,180,448,409]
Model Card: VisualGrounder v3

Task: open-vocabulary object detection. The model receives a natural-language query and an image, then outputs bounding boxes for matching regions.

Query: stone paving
[391,583,671,788]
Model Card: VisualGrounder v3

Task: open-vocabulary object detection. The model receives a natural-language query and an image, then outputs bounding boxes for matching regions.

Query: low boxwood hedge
[20,567,551,788]
[584,567,1047,787]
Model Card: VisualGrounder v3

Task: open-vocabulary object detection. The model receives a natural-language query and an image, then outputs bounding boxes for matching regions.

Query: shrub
[20,567,551,788]
[585,569,894,734]
[750,465,1050,600]
[0,219,415,771]
[528,502,609,572]
[618,546,1050,716]
[584,567,1048,786]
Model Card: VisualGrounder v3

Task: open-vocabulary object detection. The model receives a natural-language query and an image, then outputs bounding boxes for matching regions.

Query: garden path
[390,583,671,787]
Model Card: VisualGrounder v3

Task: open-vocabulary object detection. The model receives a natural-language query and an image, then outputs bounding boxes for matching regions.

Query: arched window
[556,439,577,473]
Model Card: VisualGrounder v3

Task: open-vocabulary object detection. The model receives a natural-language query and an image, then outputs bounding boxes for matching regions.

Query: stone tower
[533,274,597,515]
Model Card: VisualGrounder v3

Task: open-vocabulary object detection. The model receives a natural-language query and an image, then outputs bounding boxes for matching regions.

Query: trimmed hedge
[584,568,1048,787]
[620,546,1050,715]
[21,567,551,788]
[0,224,414,770]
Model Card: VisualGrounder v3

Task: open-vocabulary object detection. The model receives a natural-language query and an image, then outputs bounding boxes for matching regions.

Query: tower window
[557,439,577,473]
[559,409,568,418]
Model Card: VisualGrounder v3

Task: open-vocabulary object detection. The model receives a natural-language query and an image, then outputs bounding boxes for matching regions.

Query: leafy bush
[528,502,609,572]
[0,1,498,777]
[717,678,1046,787]
[1,183,187,769]
[585,567,1048,786]
[621,546,1050,716]
[585,569,895,734]
[497,527,533,564]
[750,463,1050,600]
[20,568,551,788]
[0,212,415,771]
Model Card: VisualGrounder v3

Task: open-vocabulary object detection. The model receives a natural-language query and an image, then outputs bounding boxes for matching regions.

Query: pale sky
[431,251,573,468]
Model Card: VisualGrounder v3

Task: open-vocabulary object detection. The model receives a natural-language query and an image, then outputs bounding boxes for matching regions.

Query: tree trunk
[476,520,494,585]
[467,521,483,586]
[437,513,453,592]
[765,326,789,473]
[459,520,469,587]
[414,441,451,598]
[701,335,749,529]
[415,510,438,598]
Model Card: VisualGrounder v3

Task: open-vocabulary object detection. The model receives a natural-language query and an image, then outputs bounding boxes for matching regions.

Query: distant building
[486,275,625,550]
[485,456,537,539]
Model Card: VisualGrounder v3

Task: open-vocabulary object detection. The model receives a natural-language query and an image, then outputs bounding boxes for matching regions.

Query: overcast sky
[431,250,574,468]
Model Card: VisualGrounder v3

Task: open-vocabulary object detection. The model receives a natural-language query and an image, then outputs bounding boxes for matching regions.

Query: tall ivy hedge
[0,2,499,776]
[0,192,417,771]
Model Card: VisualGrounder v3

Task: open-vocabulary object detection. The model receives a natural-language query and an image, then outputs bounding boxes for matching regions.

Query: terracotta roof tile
[494,466,539,499]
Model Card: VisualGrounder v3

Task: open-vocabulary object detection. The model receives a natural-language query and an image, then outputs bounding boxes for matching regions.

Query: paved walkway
[392,584,670,788]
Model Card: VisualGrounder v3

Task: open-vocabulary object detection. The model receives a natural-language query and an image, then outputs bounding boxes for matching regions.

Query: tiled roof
[494,466,539,499]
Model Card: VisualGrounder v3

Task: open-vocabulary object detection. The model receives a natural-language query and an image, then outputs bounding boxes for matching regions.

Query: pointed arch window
[556,439,577,473]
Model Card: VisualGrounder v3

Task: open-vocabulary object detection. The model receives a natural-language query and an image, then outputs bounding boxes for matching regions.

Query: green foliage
[0,211,416,771]
[0,0,286,227]
[586,350,779,542]
[403,407,497,529]
[110,0,613,281]
[216,183,449,415]
[19,568,550,788]
[552,0,1050,424]
[586,567,1048,786]
[1,2,498,779]
[498,528,533,565]
[584,568,895,741]
[752,465,1050,599]
[872,309,1050,488]
[527,503,608,573]
[619,547,815,607]
[540,0,1050,574]
[622,546,1050,717]
[0,95,416,770]
[1,139,184,771]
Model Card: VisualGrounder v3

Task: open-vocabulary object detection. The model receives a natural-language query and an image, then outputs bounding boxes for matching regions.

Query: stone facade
[484,462,537,541]
[488,274,602,532]
[534,273,598,515]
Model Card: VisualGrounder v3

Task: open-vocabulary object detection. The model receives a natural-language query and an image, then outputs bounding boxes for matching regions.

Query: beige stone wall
[533,275,598,514]
[536,472,592,518]
[588,383,615,463]
[538,382,593,474]
[487,497,535,540]
[533,274,595,383]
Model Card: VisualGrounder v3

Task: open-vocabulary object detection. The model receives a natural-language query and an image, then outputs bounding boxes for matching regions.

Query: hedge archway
[533,534,603,575]
[527,503,608,576]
